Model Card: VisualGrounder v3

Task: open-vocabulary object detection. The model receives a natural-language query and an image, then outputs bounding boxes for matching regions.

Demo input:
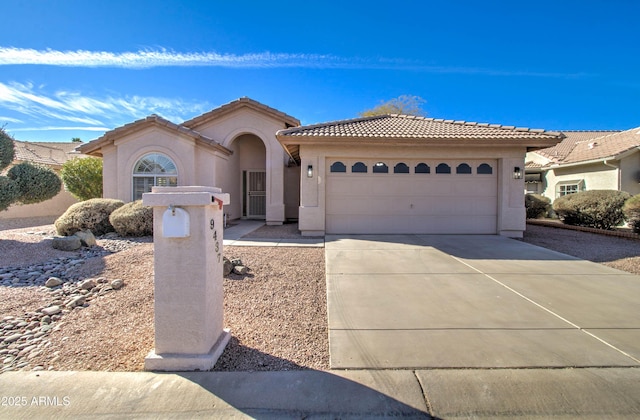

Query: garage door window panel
[394,163,410,174]
[352,162,368,173]
[373,162,389,173]
[477,163,493,174]
[436,163,451,174]
[415,163,430,174]
[330,162,347,173]
[456,163,472,174]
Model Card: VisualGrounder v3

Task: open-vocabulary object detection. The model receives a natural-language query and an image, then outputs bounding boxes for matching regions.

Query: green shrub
[55,198,124,236]
[0,176,19,211]
[109,200,153,237]
[525,194,551,219]
[552,190,631,230]
[623,194,640,234]
[0,129,14,172]
[7,162,61,204]
[60,157,103,201]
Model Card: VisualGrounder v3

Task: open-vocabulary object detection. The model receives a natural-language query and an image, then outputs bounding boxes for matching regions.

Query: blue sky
[0,0,638,143]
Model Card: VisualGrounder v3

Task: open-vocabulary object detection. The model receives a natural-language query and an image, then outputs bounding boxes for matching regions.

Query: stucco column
[498,158,526,237]
[142,186,230,371]
[266,148,286,225]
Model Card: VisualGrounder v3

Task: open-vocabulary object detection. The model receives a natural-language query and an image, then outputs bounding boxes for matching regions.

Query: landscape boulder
[52,236,81,251]
[45,277,63,288]
[74,229,97,247]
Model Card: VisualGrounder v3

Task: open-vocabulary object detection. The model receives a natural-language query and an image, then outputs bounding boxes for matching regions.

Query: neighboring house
[276,115,562,237]
[78,98,301,225]
[526,128,640,200]
[79,98,563,238]
[0,140,84,219]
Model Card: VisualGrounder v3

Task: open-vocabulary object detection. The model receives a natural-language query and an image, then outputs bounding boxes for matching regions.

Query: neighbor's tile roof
[535,130,620,162]
[13,140,82,167]
[559,127,640,164]
[277,114,564,140]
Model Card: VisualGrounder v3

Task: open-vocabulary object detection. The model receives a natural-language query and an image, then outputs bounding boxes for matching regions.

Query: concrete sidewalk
[223,220,324,247]
[2,368,640,418]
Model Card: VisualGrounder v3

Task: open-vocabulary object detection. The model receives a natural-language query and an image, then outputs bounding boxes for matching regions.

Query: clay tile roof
[535,130,621,162]
[559,127,640,164]
[12,140,83,167]
[525,161,544,169]
[276,114,563,140]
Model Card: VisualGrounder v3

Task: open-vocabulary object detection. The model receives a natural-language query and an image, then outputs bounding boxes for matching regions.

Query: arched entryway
[229,134,267,219]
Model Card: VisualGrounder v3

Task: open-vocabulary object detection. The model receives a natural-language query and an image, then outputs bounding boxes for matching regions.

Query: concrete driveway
[326,234,640,369]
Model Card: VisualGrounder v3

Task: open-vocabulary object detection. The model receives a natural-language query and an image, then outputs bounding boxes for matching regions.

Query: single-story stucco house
[526,128,640,200]
[0,140,83,220]
[79,97,564,238]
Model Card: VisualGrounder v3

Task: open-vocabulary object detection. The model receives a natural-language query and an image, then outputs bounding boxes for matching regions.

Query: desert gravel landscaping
[0,219,638,373]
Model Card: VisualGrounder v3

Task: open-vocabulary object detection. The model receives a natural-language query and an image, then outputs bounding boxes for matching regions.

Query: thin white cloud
[0,81,209,134]
[0,47,346,69]
[0,116,23,123]
[10,126,111,132]
[0,47,589,78]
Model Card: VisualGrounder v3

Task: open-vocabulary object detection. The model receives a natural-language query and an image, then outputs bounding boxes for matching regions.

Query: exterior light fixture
[307,164,313,178]
[513,166,522,179]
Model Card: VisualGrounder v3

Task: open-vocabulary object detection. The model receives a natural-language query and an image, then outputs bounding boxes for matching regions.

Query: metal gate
[246,170,266,218]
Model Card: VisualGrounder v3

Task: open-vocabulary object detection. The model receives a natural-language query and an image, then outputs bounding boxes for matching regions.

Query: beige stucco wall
[189,107,293,224]
[0,188,78,220]
[620,153,640,196]
[542,163,618,202]
[101,126,228,203]
[298,144,527,237]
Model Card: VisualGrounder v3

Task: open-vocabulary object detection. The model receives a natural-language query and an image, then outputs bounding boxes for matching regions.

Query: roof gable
[182,97,299,130]
[78,115,231,156]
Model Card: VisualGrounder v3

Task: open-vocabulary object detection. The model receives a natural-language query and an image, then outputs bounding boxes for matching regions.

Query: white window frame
[556,180,584,198]
[132,153,178,200]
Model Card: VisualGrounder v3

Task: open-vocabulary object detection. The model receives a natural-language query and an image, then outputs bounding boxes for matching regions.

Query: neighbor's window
[132,153,178,200]
[556,180,584,198]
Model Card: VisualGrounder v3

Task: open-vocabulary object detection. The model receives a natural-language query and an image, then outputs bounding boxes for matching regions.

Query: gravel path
[0,220,638,373]
[522,224,640,275]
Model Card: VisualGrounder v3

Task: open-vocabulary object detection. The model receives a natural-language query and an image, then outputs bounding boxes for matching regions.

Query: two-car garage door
[326,159,498,234]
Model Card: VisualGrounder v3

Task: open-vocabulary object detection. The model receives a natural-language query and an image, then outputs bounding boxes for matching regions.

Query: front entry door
[246,170,266,219]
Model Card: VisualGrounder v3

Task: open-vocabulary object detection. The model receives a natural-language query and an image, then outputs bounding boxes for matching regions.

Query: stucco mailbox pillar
[142,186,230,371]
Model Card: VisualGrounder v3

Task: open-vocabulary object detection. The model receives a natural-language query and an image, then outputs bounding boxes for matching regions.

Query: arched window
[456,163,472,174]
[132,153,178,200]
[394,163,410,174]
[415,163,430,174]
[477,163,493,175]
[352,162,368,173]
[330,161,347,173]
[436,163,451,174]
[373,162,389,173]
